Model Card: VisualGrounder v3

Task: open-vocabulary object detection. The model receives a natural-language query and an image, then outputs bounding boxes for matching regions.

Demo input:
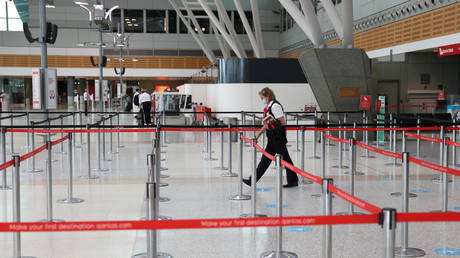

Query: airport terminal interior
[1,0,460,257]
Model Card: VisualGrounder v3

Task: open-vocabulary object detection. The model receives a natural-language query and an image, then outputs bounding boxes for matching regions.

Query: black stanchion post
[222,124,237,177]
[80,124,99,179]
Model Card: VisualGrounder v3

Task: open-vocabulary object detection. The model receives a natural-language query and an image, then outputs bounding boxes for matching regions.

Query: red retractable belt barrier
[328,185,382,214]
[240,135,380,211]
[161,128,258,132]
[409,156,460,177]
[405,132,443,143]
[7,129,156,134]
[0,159,14,171]
[20,143,47,162]
[446,139,460,148]
[0,214,380,232]
[397,212,460,223]
[324,134,348,144]
[355,141,402,159]
[51,135,69,146]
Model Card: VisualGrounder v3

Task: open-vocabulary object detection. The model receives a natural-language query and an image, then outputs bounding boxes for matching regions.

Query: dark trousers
[256,138,299,185]
[141,101,152,125]
[84,101,88,116]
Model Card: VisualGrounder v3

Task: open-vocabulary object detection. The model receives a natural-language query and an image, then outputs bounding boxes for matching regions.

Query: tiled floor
[0,114,459,257]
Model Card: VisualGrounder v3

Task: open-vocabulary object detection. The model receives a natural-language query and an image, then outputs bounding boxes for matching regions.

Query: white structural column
[250,0,265,57]
[342,0,354,48]
[213,24,231,58]
[319,0,344,39]
[180,0,217,61]
[197,0,246,58]
[168,0,217,63]
[214,0,247,58]
[279,0,325,47]
[233,0,261,58]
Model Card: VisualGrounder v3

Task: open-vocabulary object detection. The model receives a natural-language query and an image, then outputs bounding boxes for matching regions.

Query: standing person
[139,89,152,126]
[0,92,4,111]
[133,88,141,122]
[83,89,89,116]
[243,87,299,188]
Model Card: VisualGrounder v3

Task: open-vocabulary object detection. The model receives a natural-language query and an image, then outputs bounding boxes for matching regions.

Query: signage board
[359,95,372,110]
[438,43,460,57]
[46,69,57,109]
[32,68,41,109]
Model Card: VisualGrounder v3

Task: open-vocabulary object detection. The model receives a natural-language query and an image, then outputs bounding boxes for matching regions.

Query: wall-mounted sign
[339,87,360,98]
[421,74,430,84]
[438,43,460,57]
[95,80,108,101]
[32,68,57,109]
[359,95,372,110]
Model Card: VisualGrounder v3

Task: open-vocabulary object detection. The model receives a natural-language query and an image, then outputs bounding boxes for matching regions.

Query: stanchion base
[260,250,298,258]
[160,183,168,187]
[117,145,125,148]
[394,247,426,257]
[79,175,101,179]
[300,179,313,185]
[161,159,166,162]
[240,213,267,218]
[57,198,85,204]
[204,157,218,161]
[111,150,120,154]
[360,155,376,159]
[55,151,67,155]
[311,193,322,198]
[131,252,172,258]
[390,192,418,198]
[384,163,402,167]
[159,215,172,220]
[75,145,82,149]
[332,165,349,169]
[292,149,301,152]
[326,143,336,146]
[10,256,37,258]
[24,168,44,174]
[431,210,455,213]
[432,177,453,184]
[343,171,365,176]
[336,211,366,215]
[308,156,321,159]
[160,167,168,171]
[213,166,228,170]
[221,172,238,177]
[52,159,59,163]
[0,185,12,190]
[159,197,171,202]
[160,174,170,179]
[230,194,251,201]
[92,168,110,172]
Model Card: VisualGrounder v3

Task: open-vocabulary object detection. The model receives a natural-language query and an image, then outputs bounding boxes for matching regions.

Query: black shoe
[283,183,298,188]
[242,178,251,187]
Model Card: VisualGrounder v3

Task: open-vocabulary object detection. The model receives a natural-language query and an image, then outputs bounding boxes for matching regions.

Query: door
[377,80,400,115]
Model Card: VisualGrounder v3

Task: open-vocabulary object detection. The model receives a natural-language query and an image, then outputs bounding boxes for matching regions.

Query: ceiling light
[74,1,89,5]
[45,0,55,8]
[132,58,139,62]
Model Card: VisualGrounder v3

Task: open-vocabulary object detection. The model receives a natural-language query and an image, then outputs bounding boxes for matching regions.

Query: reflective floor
[0,114,459,257]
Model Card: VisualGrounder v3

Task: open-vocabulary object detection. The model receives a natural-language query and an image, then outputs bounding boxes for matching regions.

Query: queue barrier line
[354,141,402,159]
[0,214,380,232]
[405,132,443,143]
[324,133,348,144]
[240,135,381,214]
[409,156,460,177]
[19,143,47,163]
[397,212,460,223]
[446,139,460,148]
[7,129,157,133]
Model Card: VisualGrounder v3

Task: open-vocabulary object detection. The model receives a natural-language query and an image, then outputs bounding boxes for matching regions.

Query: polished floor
[0,114,459,257]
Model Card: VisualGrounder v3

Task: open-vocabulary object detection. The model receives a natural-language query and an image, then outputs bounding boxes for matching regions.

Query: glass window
[179,10,188,34]
[235,11,252,34]
[0,18,6,31]
[192,10,209,34]
[0,3,6,18]
[146,10,166,33]
[7,2,19,18]
[8,18,22,31]
[168,10,177,33]
[124,9,144,33]
[111,9,121,32]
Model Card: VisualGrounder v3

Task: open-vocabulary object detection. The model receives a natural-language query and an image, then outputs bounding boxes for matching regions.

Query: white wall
[179,83,318,118]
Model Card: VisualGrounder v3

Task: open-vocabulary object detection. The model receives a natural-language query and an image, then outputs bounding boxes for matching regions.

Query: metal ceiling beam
[168,0,217,63]
[197,0,246,58]
[233,0,261,57]
[249,0,265,57]
[342,0,354,48]
[214,0,247,58]
[319,0,344,39]
[298,0,326,47]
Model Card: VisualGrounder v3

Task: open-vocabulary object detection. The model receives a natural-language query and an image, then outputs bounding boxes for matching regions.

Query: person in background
[139,89,152,126]
[133,88,141,121]
[83,89,89,116]
[0,92,4,111]
[243,87,299,188]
